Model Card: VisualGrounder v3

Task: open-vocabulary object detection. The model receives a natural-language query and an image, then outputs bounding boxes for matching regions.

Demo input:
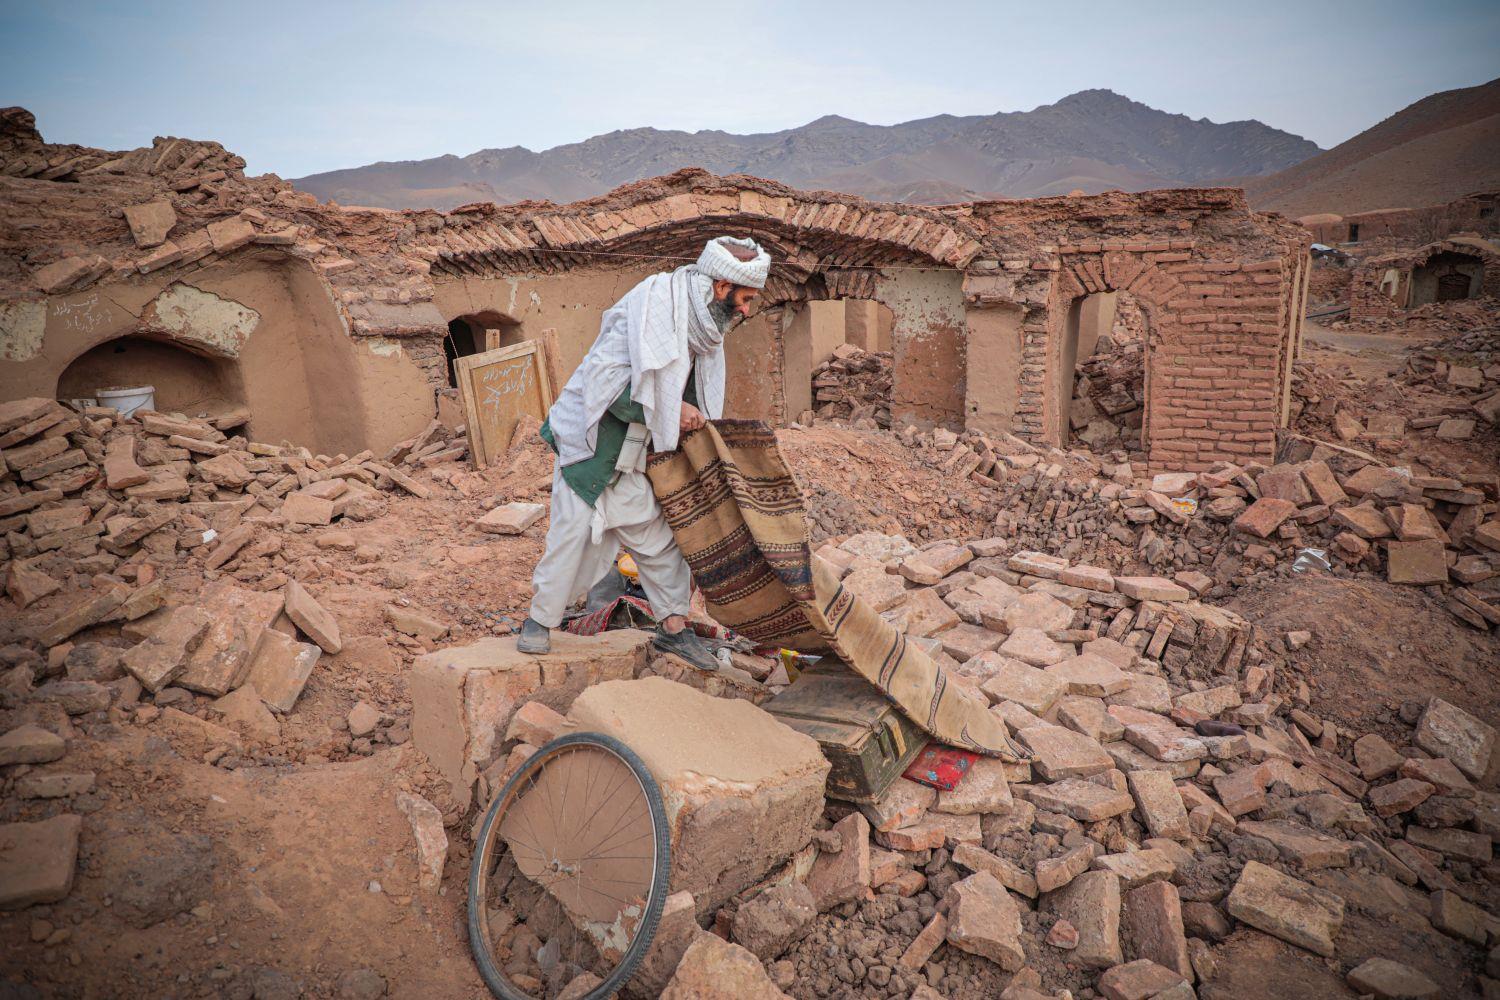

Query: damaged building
[1,107,1310,472]
[1296,190,1500,247]
[1350,235,1500,320]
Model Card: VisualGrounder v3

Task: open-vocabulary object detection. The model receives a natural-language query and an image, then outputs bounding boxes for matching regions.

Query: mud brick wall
[1044,247,1296,472]
[1147,257,1291,471]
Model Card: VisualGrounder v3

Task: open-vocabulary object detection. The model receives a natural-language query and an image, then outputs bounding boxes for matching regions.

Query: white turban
[695,236,771,289]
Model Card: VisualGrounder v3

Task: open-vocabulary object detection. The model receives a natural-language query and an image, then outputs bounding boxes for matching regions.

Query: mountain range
[290,89,1320,209]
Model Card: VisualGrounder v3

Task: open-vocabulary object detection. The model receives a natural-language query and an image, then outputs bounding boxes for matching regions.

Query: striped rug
[647,420,1028,761]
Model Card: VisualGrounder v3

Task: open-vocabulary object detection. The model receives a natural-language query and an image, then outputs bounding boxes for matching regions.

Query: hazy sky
[2,0,1497,178]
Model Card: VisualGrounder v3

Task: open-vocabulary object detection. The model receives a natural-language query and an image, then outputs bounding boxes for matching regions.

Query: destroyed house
[1,107,1310,472]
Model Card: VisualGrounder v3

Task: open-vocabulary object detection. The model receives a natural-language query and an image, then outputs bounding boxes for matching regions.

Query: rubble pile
[0,396,480,772]
[1287,358,1377,441]
[1070,343,1145,451]
[1332,296,1500,339]
[881,420,1500,632]
[651,532,1499,999]
[0,395,451,586]
[1198,439,1500,631]
[812,345,894,429]
[1397,343,1500,432]
[787,428,1010,544]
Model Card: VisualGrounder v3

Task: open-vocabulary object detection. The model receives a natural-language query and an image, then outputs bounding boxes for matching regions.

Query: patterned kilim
[561,595,657,637]
[647,420,1029,761]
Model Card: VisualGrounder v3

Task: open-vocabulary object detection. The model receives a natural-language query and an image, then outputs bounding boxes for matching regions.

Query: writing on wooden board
[455,340,555,469]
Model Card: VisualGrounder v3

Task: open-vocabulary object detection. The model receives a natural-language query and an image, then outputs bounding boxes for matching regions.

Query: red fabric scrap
[901,743,981,791]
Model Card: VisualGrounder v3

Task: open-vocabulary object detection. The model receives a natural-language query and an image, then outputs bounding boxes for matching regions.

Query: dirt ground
[16,739,491,999]
[1227,574,1500,778]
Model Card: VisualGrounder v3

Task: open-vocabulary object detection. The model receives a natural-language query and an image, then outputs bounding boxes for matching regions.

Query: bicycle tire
[468,731,671,1000]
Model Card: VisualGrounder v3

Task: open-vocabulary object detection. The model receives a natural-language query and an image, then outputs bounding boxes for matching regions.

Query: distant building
[1296,190,1500,246]
[1350,236,1500,319]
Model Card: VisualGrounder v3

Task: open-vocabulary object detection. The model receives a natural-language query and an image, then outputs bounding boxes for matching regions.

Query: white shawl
[546,238,769,465]
[547,267,722,465]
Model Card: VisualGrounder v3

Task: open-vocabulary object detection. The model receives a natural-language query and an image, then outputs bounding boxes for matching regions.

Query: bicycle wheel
[468,731,671,1000]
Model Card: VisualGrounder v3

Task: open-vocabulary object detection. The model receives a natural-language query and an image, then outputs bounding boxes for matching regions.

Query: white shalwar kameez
[527,237,771,629]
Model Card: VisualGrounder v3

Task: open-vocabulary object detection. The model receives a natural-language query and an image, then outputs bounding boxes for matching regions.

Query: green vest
[540,372,699,507]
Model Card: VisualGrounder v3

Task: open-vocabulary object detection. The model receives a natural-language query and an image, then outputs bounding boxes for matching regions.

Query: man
[517,236,770,670]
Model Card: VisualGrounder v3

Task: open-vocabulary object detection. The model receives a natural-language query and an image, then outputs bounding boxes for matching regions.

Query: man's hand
[679,403,706,434]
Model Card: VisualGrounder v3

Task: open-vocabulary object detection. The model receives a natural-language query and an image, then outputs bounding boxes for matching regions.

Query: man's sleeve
[607,384,647,424]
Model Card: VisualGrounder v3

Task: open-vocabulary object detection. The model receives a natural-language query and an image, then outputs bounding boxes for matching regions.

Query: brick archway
[418,169,983,288]
[1033,247,1291,471]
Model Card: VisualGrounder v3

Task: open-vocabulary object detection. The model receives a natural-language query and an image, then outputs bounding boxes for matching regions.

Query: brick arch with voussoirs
[1041,248,1291,471]
[1026,252,1183,456]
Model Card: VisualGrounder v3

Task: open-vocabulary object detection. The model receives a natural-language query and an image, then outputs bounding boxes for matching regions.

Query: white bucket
[94,385,156,418]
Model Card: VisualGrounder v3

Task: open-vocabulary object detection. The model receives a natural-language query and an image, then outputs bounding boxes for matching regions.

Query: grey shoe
[516,617,551,654]
[652,625,719,672]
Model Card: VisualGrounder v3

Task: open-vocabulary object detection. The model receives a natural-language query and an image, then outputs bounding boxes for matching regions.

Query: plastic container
[94,385,155,418]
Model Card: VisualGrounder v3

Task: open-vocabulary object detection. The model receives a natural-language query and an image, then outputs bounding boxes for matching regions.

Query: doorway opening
[445,312,527,387]
[1411,250,1483,306]
[783,298,895,426]
[1412,251,1482,306]
[1059,291,1147,451]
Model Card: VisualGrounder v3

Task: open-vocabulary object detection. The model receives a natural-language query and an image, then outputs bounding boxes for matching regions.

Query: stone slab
[244,628,321,713]
[1121,880,1192,980]
[661,931,791,999]
[1113,576,1191,602]
[1345,957,1439,1000]
[177,583,283,697]
[934,756,1014,815]
[1224,860,1343,956]
[284,578,341,654]
[0,814,82,908]
[120,605,211,693]
[412,631,652,810]
[568,677,830,919]
[1127,769,1190,840]
[859,776,936,833]
[998,627,1067,667]
[1029,778,1135,822]
[945,870,1025,971]
[1042,870,1123,969]
[1046,653,1131,697]
[979,657,1066,714]
[0,724,66,766]
[1414,697,1495,780]
[843,568,909,612]
[1386,540,1448,586]
[806,812,870,911]
[475,502,546,535]
[1018,724,1114,780]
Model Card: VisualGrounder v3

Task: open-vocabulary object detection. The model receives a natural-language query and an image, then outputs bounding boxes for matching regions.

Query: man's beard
[707,294,742,334]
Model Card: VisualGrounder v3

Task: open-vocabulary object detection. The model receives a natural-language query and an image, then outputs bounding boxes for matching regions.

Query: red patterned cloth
[563,596,734,643]
[562,595,657,636]
[901,743,981,791]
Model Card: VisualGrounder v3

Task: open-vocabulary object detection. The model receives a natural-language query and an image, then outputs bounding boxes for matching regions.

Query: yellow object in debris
[778,648,804,682]
[617,552,639,580]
